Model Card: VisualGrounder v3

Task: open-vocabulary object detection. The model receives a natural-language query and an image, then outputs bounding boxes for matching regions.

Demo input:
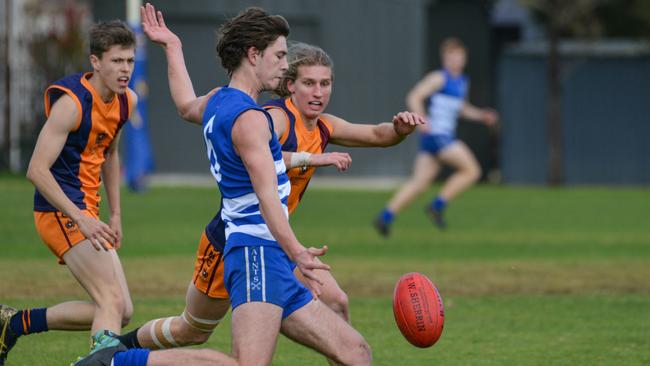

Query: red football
[392,272,444,348]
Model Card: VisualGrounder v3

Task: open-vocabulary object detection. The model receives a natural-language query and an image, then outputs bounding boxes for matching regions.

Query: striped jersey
[202,87,290,255]
[34,72,132,216]
[426,69,468,136]
[264,97,333,213]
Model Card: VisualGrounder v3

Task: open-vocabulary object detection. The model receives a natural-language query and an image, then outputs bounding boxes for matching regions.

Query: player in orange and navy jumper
[110,36,422,357]
[260,42,423,323]
[264,97,333,213]
[0,21,138,366]
[33,71,132,260]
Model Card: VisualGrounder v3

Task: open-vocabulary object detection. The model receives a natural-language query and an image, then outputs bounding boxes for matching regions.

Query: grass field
[1,175,649,365]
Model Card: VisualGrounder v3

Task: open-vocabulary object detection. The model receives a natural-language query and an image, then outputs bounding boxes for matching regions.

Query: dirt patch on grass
[1,257,649,300]
[0,258,195,300]
[332,258,650,297]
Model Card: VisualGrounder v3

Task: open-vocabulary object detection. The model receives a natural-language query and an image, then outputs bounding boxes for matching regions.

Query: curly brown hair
[216,7,290,76]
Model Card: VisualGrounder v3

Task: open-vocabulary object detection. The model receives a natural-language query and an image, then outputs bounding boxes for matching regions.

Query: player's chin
[266,80,281,90]
[113,85,129,94]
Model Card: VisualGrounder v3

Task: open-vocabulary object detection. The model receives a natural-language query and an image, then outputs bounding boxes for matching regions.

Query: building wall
[499,47,650,184]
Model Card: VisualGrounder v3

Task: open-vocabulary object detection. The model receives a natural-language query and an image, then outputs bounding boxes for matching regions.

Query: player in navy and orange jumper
[0,21,138,365]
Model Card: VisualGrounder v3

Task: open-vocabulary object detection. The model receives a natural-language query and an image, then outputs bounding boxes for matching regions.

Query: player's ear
[287,78,296,93]
[247,46,260,66]
[89,54,101,71]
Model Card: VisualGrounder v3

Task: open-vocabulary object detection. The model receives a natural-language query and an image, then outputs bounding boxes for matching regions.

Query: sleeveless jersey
[264,97,333,213]
[202,87,290,254]
[34,72,132,216]
[426,69,468,136]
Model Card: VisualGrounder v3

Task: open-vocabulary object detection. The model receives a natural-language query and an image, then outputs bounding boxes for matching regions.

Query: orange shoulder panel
[44,85,83,131]
[126,88,136,119]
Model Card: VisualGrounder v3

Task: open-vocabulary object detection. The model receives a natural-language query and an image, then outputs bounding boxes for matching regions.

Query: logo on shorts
[250,248,262,291]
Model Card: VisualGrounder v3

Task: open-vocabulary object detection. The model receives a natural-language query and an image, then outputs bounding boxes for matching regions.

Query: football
[392,272,444,348]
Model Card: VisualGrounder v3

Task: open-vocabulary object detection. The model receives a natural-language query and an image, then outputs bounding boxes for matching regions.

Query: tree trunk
[547,25,564,186]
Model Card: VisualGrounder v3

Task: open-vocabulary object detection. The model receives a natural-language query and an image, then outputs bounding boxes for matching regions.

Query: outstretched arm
[460,102,499,127]
[233,110,330,298]
[141,3,218,124]
[268,106,353,172]
[326,111,425,147]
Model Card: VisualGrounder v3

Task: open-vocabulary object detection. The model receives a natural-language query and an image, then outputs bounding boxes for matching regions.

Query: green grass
[1,176,649,365]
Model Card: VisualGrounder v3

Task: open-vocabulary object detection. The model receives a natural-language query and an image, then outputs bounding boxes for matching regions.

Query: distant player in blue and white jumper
[375,38,498,236]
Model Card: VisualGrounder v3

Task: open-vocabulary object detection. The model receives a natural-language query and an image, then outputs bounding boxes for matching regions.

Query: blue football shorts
[224,245,313,318]
[420,133,457,155]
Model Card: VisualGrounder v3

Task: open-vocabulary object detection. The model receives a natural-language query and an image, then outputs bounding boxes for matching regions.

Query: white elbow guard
[290,152,311,169]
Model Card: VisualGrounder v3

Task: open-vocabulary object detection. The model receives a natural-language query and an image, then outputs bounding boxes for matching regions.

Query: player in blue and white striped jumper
[375,37,498,236]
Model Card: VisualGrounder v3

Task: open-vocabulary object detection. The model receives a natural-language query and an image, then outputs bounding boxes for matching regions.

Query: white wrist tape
[290,152,311,168]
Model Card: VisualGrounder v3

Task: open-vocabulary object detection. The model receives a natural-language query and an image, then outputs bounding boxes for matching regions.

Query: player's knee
[462,161,481,183]
[121,300,134,327]
[469,163,482,182]
[97,289,126,317]
[339,336,372,366]
[328,291,350,322]
[175,321,213,346]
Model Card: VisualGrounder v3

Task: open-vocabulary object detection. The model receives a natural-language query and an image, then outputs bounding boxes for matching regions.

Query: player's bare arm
[407,71,445,133]
[102,130,123,249]
[26,94,117,250]
[406,71,445,115]
[233,110,330,297]
[101,90,137,249]
[269,105,352,171]
[141,3,218,124]
[326,112,424,147]
[460,101,499,126]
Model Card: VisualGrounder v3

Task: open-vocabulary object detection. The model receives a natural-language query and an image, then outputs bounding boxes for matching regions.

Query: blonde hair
[275,42,333,98]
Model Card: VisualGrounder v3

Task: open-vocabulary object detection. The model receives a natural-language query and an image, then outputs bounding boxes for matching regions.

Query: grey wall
[499,50,650,184]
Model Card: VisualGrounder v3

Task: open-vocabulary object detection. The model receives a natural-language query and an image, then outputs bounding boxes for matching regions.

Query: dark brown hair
[89,20,135,58]
[216,7,290,76]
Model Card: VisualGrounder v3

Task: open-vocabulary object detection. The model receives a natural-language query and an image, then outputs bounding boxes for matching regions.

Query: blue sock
[9,308,48,336]
[113,348,151,366]
[432,197,447,212]
[380,208,394,224]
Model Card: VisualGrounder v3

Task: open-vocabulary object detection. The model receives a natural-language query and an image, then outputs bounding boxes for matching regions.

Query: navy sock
[380,208,394,224]
[113,348,150,366]
[9,308,48,337]
[432,197,447,212]
[116,328,142,349]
